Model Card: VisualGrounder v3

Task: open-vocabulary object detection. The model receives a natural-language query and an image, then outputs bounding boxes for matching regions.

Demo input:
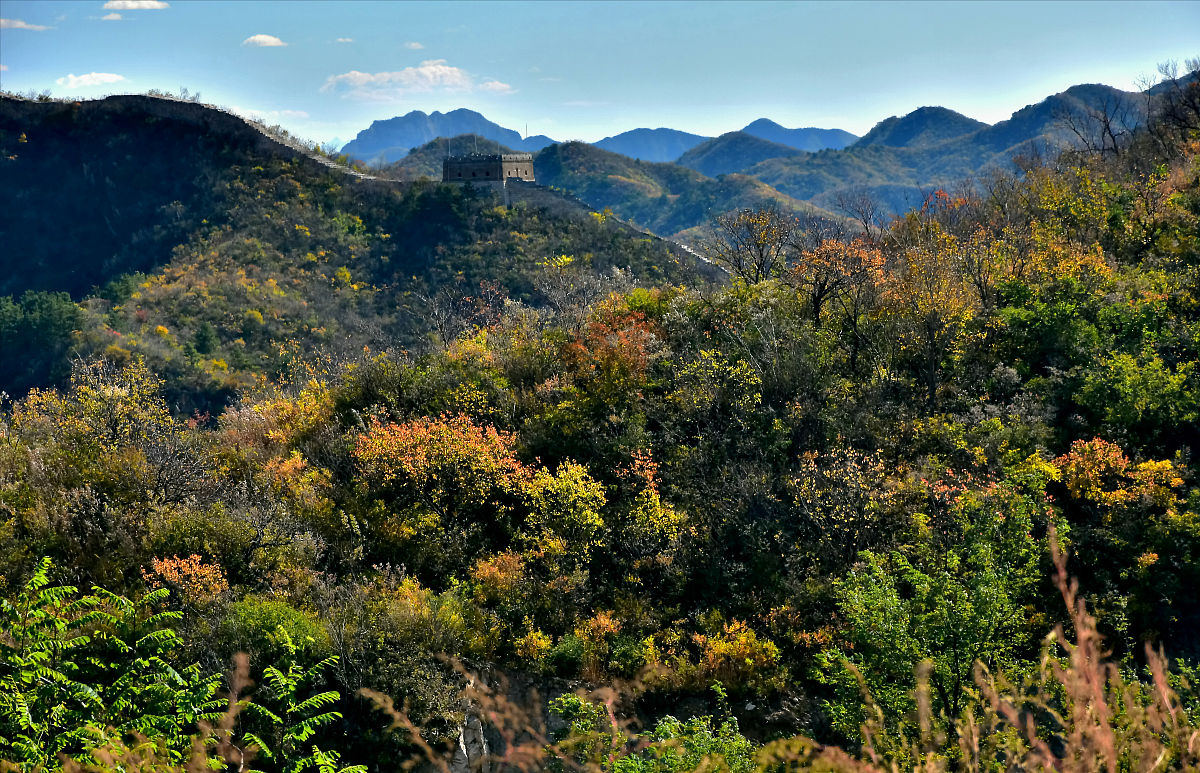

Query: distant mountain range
[593,128,712,162]
[341,113,858,165]
[741,83,1146,214]
[588,121,859,164]
[347,80,1155,242]
[741,118,858,151]
[340,108,555,164]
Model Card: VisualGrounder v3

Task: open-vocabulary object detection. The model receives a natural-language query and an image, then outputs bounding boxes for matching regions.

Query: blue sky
[1,0,1197,147]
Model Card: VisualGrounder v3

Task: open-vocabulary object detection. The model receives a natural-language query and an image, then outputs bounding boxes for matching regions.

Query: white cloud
[404,41,423,50]
[479,80,514,94]
[1,18,51,30]
[56,72,127,88]
[102,1,168,9]
[321,59,478,100]
[335,37,353,43]
[102,13,122,21]
[243,33,286,47]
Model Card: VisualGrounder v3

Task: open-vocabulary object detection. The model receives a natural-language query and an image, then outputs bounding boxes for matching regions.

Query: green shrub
[217,595,331,665]
[549,633,585,676]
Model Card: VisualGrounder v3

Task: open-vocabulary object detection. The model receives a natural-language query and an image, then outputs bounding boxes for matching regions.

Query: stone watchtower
[442,153,535,183]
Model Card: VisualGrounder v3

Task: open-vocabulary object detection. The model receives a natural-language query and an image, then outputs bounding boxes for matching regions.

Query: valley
[342,81,1147,240]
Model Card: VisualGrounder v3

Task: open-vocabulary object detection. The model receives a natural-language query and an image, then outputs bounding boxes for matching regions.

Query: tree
[1147,58,1200,150]
[884,210,976,405]
[817,478,1046,742]
[353,414,529,575]
[833,186,888,244]
[0,290,84,395]
[787,234,884,330]
[1055,89,1144,158]
[703,206,795,284]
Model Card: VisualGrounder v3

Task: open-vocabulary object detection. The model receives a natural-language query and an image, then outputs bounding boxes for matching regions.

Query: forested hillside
[1,66,1199,772]
[0,95,693,413]
[532,141,840,238]
[676,131,805,178]
[378,133,517,180]
[592,127,712,162]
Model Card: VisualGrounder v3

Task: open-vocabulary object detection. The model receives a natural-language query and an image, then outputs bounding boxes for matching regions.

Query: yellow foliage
[142,554,229,604]
[576,609,622,643]
[522,461,607,559]
[692,619,782,687]
[516,627,552,663]
[1054,438,1184,515]
[575,610,622,682]
[471,551,525,604]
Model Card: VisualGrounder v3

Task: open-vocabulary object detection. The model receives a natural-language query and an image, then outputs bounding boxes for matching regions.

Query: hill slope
[593,127,711,162]
[0,95,695,408]
[677,131,805,177]
[853,106,988,148]
[741,118,858,151]
[533,141,839,242]
[745,83,1148,215]
[0,93,384,297]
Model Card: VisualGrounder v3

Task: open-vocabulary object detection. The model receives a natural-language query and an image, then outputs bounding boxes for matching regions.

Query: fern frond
[292,690,341,715]
[242,731,274,759]
[287,709,342,742]
[245,702,283,726]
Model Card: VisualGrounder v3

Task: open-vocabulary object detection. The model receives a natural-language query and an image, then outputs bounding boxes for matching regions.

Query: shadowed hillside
[593,127,712,162]
[676,131,804,177]
[741,118,858,151]
[0,93,381,297]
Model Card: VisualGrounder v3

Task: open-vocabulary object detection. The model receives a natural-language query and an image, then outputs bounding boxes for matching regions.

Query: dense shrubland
[2,69,1199,770]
